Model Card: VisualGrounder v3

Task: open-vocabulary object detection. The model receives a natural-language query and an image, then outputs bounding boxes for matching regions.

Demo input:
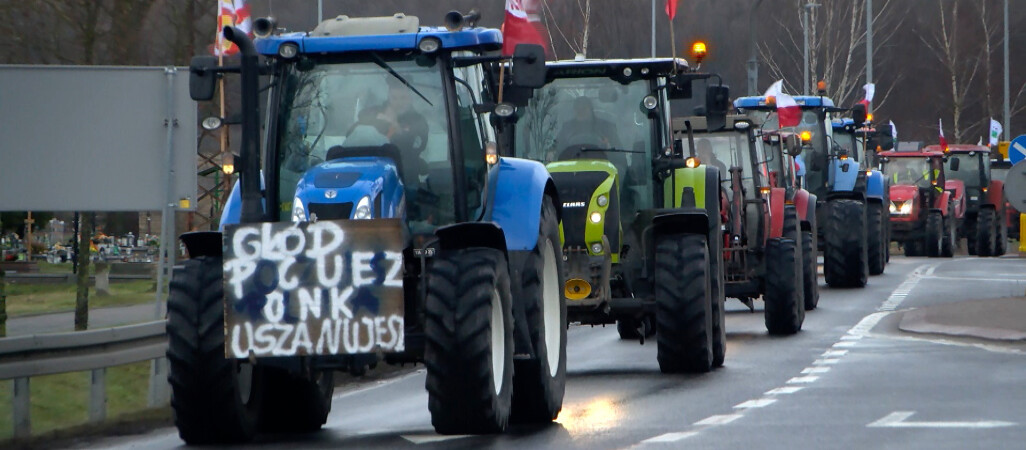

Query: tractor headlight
[353,195,373,220]
[890,200,912,215]
[278,42,299,59]
[590,242,603,254]
[590,211,602,223]
[596,194,608,207]
[292,197,306,223]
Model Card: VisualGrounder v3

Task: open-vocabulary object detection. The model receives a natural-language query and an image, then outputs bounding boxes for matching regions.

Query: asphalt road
[72,255,1026,449]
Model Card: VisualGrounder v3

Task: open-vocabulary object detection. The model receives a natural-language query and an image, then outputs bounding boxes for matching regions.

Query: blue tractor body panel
[829,159,859,192]
[255,27,502,57]
[489,157,553,252]
[865,170,886,201]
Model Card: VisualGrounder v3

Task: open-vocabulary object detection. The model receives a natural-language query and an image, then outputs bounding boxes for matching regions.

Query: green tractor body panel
[664,167,708,210]
[546,159,622,262]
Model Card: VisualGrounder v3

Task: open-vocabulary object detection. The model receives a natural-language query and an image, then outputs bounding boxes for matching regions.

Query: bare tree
[921,0,981,143]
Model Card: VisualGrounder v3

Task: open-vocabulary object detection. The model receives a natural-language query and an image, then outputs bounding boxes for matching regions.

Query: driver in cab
[557,96,621,152]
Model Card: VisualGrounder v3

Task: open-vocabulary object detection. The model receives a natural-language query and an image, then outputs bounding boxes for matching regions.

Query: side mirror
[189,55,219,101]
[783,135,803,156]
[705,85,730,131]
[851,103,868,125]
[950,157,960,171]
[511,44,547,89]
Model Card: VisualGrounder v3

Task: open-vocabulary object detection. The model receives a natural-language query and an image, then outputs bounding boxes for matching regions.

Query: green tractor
[507,58,730,373]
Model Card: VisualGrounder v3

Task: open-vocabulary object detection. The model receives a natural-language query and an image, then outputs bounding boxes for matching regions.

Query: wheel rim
[490,287,505,396]
[236,362,254,405]
[540,238,561,377]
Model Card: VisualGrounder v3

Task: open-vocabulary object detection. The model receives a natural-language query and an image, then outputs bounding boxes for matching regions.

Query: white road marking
[868,411,1016,429]
[401,434,471,444]
[734,398,777,409]
[641,431,699,443]
[694,414,744,426]
[787,375,819,384]
[922,275,1026,283]
[833,341,858,348]
[840,334,863,340]
[801,366,830,374]
[813,358,840,365]
[848,311,890,337]
[765,386,804,395]
[822,349,848,357]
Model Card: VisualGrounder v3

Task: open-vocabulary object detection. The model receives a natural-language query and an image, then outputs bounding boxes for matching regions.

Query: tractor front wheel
[802,231,819,310]
[823,200,868,288]
[867,202,886,275]
[925,211,944,257]
[655,233,714,374]
[976,209,997,257]
[764,238,804,335]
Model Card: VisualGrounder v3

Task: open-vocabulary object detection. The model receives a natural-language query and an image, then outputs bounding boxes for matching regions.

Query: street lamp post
[1004,0,1010,140]
[748,0,765,95]
[802,1,820,95]
[866,0,873,112]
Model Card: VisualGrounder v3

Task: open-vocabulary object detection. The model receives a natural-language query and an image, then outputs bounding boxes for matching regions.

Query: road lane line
[833,341,858,348]
[641,431,699,443]
[867,411,1017,429]
[813,358,840,365]
[801,367,830,374]
[734,398,777,409]
[694,414,744,426]
[766,386,804,395]
[822,349,848,357]
[401,434,470,444]
[787,375,819,383]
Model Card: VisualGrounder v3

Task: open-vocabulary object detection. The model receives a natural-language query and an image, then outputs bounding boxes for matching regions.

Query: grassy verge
[3,280,154,317]
[0,361,152,440]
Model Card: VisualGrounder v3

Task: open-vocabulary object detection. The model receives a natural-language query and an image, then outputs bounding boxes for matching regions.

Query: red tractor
[880,148,965,257]
[990,158,1020,238]
[927,144,1007,256]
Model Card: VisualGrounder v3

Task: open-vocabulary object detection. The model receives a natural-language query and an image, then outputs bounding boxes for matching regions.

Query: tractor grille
[308,202,354,221]
[550,171,611,247]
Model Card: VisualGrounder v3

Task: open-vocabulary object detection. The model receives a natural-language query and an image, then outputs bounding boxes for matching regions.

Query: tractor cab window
[695,133,759,199]
[452,56,493,219]
[833,130,859,162]
[516,76,655,210]
[946,152,989,188]
[795,110,831,193]
[884,157,932,187]
[274,53,452,224]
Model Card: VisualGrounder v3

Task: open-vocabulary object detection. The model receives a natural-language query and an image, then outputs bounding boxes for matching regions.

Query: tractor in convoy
[734,94,888,287]
[670,114,807,334]
[508,57,731,373]
[927,144,1008,256]
[173,12,567,443]
[990,157,1021,238]
[879,146,964,257]
[830,117,890,274]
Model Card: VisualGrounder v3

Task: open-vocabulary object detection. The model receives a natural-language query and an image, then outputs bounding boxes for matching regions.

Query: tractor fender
[830,159,859,192]
[865,170,887,201]
[825,189,866,204]
[435,221,508,255]
[935,190,952,217]
[986,179,1005,208]
[768,187,787,239]
[650,210,711,239]
[489,157,560,252]
[794,190,817,232]
[180,231,223,258]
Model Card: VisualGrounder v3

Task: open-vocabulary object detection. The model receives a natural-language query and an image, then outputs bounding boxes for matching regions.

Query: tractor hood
[889,184,919,203]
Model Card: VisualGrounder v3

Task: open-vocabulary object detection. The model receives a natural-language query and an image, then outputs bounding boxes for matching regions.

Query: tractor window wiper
[369,52,433,106]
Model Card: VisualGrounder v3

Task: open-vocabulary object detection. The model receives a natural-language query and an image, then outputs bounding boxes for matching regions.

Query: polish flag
[765,80,801,128]
[501,0,550,57]
[212,0,252,56]
[939,118,949,153]
[857,83,875,112]
[665,0,679,20]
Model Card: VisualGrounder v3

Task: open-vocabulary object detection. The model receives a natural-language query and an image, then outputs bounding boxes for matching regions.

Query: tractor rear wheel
[260,369,334,433]
[995,213,1009,256]
[925,211,944,257]
[764,238,803,335]
[941,211,956,257]
[655,233,713,374]
[823,200,868,288]
[425,248,514,434]
[167,257,263,445]
[511,197,567,424]
[802,231,819,310]
[976,209,996,257]
[867,203,886,275]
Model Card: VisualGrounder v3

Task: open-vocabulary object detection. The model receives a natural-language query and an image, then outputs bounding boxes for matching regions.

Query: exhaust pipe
[444,9,480,31]
[223,26,264,223]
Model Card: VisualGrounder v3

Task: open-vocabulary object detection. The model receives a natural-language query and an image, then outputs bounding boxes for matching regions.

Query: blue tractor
[172,12,566,443]
[735,95,887,287]
[831,117,890,274]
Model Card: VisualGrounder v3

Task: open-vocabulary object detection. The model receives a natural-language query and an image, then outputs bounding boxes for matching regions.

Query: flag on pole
[213,0,252,56]
[501,0,550,56]
[889,120,897,142]
[863,83,876,103]
[665,0,679,20]
[989,118,1003,146]
[765,80,802,128]
[938,118,949,153]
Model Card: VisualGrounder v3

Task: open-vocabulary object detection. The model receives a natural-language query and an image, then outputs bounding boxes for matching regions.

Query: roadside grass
[4,280,154,317]
[0,361,151,440]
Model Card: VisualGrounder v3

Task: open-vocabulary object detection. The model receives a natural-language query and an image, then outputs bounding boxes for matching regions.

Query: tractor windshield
[516,76,656,207]
[946,152,990,188]
[274,54,452,223]
[884,157,932,187]
[833,131,860,162]
[694,132,761,197]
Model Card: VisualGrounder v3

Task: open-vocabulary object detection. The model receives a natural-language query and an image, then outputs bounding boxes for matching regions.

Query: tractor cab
[928,144,1007,256]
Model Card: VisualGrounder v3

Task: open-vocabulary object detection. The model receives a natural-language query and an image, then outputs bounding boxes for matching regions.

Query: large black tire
[260,369,334,433]
[655,233,713,374]
[823,199,869,288]
[976,208,996,257]
[710,281,727,369]
[764,238,803,335]
[425,248,514,434]
[167,256,262,444]
[995,211,1009,256]
[867,203,886,275]
[925,211,944,257]
[510,197,567,424]
[941,210,956,258]
[801,231,820,310]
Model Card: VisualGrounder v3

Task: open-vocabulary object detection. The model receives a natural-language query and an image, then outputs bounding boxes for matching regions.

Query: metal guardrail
[0,320,169,438]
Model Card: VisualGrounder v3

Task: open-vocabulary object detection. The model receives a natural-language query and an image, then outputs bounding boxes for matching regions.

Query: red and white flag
[938,118,949,153]
[501,0,550,57]
[213,0,252,56]
[858,82,875,110]
[665,0,679,20]
[765,80,801,128]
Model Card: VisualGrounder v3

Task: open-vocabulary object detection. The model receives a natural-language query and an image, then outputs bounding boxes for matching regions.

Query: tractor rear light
[982,186,989,193]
